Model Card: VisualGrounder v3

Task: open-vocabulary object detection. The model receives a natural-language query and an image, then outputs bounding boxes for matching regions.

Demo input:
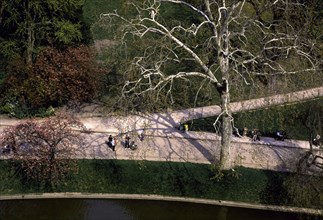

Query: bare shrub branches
[0,114,86,187]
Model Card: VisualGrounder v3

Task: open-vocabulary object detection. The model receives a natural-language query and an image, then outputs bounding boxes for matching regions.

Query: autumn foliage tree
[31,45,103,107]
[0,114,86,188]
[1,45,103,111]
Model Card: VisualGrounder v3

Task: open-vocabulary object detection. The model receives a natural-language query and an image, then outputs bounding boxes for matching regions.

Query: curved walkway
[1,113,322,172]
[0,89,322,215]
[0,87,322,172]
[163,86,323,122]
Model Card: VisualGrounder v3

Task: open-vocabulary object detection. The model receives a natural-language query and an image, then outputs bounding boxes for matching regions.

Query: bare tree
[102,0,320,169]
[0,114,86,189]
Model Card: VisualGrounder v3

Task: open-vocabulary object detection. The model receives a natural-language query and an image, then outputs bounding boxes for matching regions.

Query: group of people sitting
[241,127,287,142]
[240,127,321,147]
[124,134,138,150]
[1,144,12,154]
[241,127,261,141]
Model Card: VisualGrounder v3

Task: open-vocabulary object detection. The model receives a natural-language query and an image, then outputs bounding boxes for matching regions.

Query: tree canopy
[0,0,86,65]
[0,1,104,116]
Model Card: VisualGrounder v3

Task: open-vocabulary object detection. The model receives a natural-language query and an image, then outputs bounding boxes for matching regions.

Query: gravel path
[1,87,322,171]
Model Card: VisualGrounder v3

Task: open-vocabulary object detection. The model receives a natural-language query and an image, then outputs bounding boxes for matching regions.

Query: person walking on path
[139,129,145,141]
[125,134,130,148]
[108,135,113,143]
[110,137,116,151]
[184,124,189,132]
[106,135,116,151]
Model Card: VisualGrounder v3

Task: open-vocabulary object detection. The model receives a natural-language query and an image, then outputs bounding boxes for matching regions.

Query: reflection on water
[0,199,318,220]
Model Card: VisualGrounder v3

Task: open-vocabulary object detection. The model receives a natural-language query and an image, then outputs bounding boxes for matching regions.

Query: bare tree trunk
[0,2,4,25]
[26,1,34,66]
[26,22,34,66]
[220,91,232,170]
[268,75,277,92]
[217,5,232,170]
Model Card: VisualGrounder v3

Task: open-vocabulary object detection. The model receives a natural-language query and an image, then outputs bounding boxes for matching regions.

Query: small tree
[0,114,86,189]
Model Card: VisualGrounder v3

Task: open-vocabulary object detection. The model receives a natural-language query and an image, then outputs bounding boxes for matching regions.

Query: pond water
[0,199,319,220]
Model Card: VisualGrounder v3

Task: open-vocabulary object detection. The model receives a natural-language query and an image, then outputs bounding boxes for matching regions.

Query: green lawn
[1,159,321,209]
[188,99,323,140]
[0,160,287,204]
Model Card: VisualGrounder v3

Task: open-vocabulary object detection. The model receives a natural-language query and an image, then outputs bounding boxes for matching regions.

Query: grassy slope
[189,98,323,140]
[0,160,290,206]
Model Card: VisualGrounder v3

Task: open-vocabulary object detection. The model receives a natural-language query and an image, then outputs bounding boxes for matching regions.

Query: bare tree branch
[102,0,321,169]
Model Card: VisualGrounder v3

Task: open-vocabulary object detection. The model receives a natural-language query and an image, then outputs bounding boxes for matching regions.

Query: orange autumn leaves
[3,45,104,109]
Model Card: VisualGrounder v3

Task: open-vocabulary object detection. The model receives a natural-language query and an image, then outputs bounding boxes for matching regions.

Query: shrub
[1,45,104,112]
[0,114,86,189]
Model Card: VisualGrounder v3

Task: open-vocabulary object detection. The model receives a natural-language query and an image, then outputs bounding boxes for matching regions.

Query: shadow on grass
[259,170,289,206]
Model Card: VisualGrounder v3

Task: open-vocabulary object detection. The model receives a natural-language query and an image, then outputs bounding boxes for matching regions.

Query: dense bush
[0,45,104,113]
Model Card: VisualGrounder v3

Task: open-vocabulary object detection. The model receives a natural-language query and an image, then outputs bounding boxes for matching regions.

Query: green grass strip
[188,99,322,140]
[0,160,291,205]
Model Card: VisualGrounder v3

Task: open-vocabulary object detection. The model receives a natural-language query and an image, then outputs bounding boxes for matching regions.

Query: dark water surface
[0,199,318,220]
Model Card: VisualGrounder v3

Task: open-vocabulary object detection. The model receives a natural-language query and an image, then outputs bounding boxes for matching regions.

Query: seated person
[2,145,12,154]
[313,134,321,147]
[275,130,286,141]
[130,141,137,150]
[251,129,260,141]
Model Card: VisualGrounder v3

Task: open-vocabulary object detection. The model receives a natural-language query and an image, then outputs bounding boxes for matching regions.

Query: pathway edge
[0,192,322,216]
